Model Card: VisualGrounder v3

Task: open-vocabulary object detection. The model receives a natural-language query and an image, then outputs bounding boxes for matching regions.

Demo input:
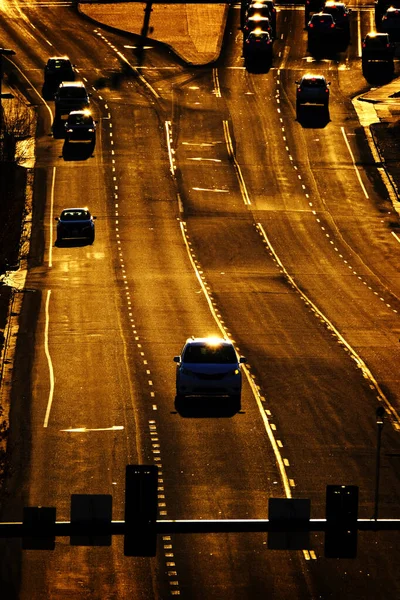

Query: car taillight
[387,43,391,47]
[325,88,329,93]
[330,23,335,27]
[297,87,301,93]
[362,42,366,47]
[309,23,314,27]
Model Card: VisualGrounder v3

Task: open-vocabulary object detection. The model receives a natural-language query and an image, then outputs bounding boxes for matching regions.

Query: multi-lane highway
[0,0,399,598]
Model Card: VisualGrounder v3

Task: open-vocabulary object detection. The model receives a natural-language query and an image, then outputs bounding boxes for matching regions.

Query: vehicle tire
[296,101,301,116]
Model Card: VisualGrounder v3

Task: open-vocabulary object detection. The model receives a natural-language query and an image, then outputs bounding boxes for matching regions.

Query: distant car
[375,0,400,27]
[44,56,75,87]
[245,1,277,35]
[65,110,96,145]
[305,0,324,24]
[173,337,246,407]
[55,208,96,243]
[362,32,394,64]
[381,7,400,41]
[54,81,90,118]
[244,29,274,61]
[323,1,351,33]
[307,12,336,36]
[243,14,274,39]
[296,74,330,112]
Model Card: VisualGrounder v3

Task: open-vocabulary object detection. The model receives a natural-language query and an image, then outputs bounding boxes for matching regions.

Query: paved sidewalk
[358,76,400,203]
[78,1,229,65]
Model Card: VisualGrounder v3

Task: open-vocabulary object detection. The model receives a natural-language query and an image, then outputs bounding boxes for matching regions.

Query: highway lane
[168,2,400,597]
[0,0,399,599]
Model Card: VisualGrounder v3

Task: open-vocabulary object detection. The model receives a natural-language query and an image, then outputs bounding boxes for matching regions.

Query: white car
[295,74,330,112]
[174,337,246,408]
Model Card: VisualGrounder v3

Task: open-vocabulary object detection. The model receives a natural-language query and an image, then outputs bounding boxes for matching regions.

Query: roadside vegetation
[0,76,35,484]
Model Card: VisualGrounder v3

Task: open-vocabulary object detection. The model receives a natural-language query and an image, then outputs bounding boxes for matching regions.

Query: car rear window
[366,36,388,47]
[302,78,326,87]
[59,88,87,99]
[183,344,237,364]
[61,211,89,221]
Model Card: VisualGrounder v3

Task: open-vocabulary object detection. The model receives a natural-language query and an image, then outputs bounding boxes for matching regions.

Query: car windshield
[386,10,400,18]
[61,210,90,221]
[312,14,334,23]
[183,343,237,364]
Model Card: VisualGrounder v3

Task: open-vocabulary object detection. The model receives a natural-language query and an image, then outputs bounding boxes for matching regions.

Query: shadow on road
[297,105,330,128]
[174,396,241,418]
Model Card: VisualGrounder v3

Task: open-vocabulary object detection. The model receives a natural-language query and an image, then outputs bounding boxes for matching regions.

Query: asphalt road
[0,0,400,598]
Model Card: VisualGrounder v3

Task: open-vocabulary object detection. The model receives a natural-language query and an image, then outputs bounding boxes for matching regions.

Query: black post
[373,406,385,521]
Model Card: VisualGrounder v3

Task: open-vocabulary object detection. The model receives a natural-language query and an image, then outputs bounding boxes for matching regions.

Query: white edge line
[115,49,160,100]
[179,221,292,498]
[257,222,400,426]
[341,126,369,199]
[392,231,400,244]
[7,58,53,123]
[43,290,55,428]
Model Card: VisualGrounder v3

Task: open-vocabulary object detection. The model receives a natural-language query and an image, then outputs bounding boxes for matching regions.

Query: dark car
[307,12,337,48]
[375,0,400,27]
[305,0,324,24]
[244,29,273,62]
[323,1,351,33]
[44,56,75,87]
[55,208,96,243]
[54,81,90,118]
[245,1,277,35]
[296,73,330,113]
[381,7,400,41]
[243,14,274,39]
[362,32,394,64]
[64,110,96,145]
[174,337,246,408]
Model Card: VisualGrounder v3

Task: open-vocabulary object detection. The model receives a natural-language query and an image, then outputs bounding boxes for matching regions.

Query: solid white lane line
[213,68,222,98]
[341,127,369,199]
[61,426,124,432]
[392,232,400,244]
[222,120,251,205]
[357,10,362,57]
[43,290,55,428]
